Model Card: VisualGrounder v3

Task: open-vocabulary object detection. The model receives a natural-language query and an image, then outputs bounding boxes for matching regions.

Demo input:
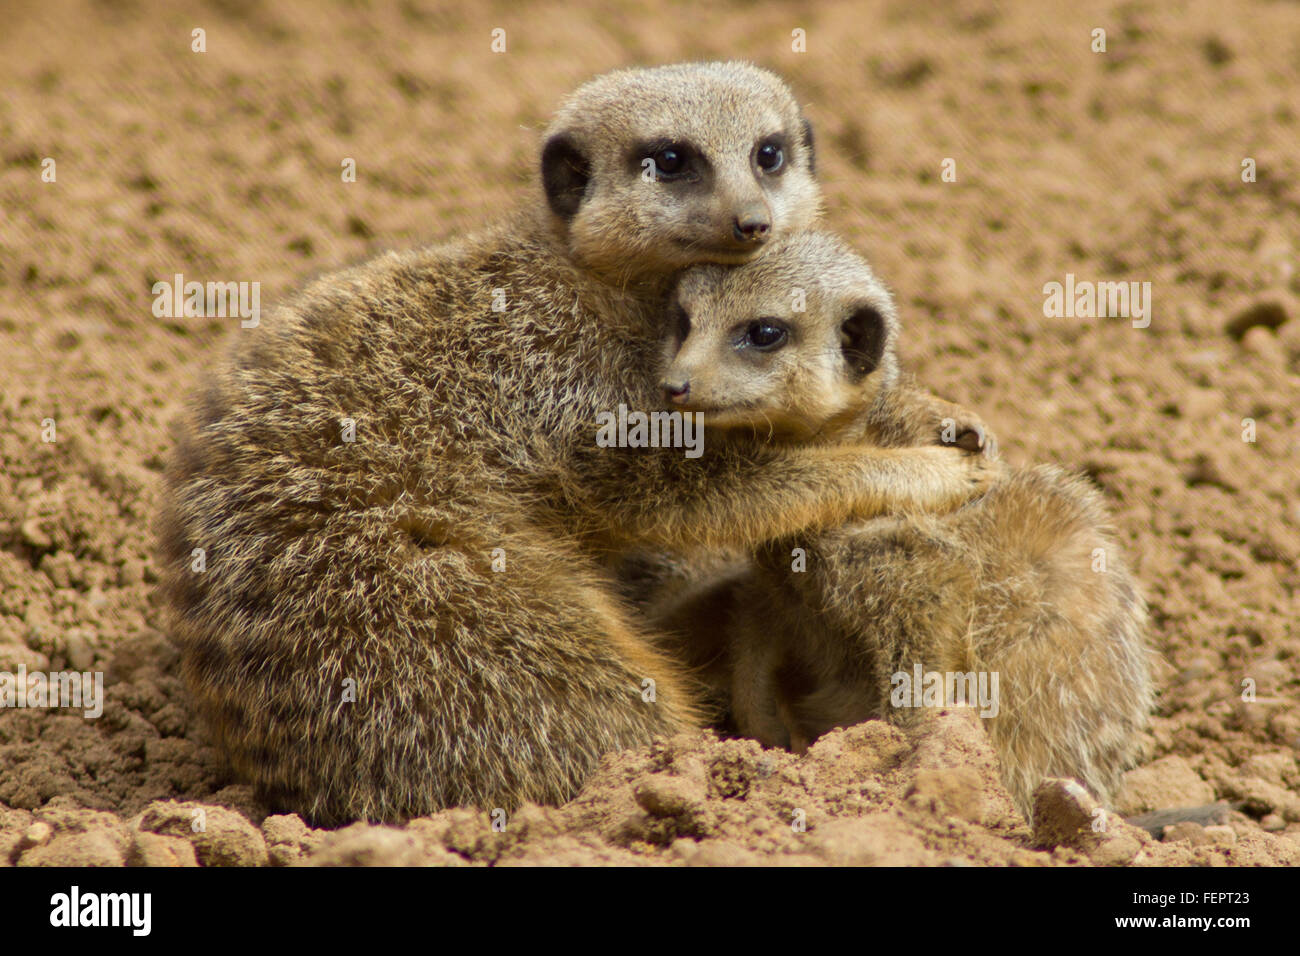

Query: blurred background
[0,0,1297,833]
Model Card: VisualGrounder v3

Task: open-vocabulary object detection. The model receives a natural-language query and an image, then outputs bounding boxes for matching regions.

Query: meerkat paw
[960,448,1006,492]
[916,444,1004,510]
[938,409,998,460]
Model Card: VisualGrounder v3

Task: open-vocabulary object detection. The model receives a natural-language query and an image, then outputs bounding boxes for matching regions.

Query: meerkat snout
[661,377,691,403]
[732,203,772,243]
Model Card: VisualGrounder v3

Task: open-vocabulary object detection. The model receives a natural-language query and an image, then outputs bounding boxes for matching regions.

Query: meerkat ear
[840,303,887,378]
[800,117,816,175]
[541,132,592,220]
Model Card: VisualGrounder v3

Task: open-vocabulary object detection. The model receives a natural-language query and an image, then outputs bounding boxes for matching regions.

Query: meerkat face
[658,233,900,441]
[540,62,822,280]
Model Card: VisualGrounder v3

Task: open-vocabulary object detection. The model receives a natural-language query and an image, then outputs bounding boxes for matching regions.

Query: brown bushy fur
[156,65,995,825]
[654,232,1153,816]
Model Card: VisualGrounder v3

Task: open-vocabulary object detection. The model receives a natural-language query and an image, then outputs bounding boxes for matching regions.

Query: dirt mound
[7,709,1293,866]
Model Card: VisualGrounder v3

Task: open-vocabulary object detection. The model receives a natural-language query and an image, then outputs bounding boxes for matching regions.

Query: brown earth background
[1,0,1299,866]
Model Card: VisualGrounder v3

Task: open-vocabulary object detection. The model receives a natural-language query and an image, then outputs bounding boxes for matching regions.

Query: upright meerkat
[158,64,996,825]
[655,231,1153,816]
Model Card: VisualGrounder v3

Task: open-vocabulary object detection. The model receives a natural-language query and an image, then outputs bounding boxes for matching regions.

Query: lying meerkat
[656,230,1153,817]
[157,63,996,825]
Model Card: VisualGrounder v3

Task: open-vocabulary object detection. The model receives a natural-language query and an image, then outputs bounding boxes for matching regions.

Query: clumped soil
[1,0,1298,865]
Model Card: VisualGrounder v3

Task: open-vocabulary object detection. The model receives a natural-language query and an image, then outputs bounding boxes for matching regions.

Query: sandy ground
[1,0,1298,866]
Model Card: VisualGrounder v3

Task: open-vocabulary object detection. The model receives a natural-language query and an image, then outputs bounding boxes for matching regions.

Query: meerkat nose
[660,379,691,403]
[733,209,772,243]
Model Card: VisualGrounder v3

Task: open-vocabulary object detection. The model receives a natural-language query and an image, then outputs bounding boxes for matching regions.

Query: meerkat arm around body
[565,438,997,553]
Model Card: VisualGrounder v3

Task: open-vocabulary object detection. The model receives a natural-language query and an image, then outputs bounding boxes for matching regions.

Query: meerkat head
[658,232,900,442]
[540,61,822,280]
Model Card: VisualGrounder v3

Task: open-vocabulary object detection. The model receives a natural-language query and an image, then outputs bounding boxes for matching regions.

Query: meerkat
[633,226,994,724]
[654,230,1153,817]
[157,63,997,826]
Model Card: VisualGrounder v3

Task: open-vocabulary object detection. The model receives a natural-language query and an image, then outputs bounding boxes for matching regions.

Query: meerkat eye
[633,139,699,182]
[744,319,788,350]
[755,141,785,174]
[656,148,683,173]
[650,145,691,180]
